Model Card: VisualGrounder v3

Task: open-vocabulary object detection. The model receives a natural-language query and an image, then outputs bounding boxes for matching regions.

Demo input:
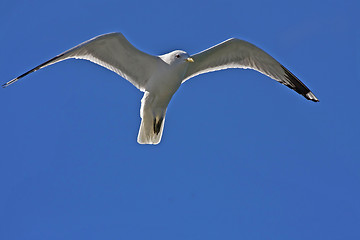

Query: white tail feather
[137,115,165,144]
[137,91,167,145]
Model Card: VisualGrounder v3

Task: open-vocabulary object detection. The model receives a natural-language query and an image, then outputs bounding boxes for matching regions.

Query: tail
[137,114,166,145]
[137,92,167,145]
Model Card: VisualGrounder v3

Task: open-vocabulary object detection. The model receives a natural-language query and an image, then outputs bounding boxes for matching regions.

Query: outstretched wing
[3,33,159,91]
[183,38,319,102]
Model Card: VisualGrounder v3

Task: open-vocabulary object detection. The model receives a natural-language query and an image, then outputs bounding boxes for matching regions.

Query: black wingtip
[2,77,19,88]
[2,81,11,88]
[305,91,320,102]
[3,51,68,89]
[309,98,320,102]
[280,65,319,103]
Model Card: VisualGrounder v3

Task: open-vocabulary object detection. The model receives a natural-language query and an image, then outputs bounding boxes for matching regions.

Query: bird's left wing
[183,38,319,102]
[3,33,159,91]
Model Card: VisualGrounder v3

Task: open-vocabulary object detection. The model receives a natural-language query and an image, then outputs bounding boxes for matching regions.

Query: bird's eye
[176,54,180,58]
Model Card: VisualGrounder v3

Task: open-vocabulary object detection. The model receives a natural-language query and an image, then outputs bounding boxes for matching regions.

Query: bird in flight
[3,32,319,144]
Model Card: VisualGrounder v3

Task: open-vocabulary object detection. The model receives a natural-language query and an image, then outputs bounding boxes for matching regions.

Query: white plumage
[3,32,319,144]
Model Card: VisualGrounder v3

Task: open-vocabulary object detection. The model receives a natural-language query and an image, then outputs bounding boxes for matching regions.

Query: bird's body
[138,51,191,143]
[3,32,319,144]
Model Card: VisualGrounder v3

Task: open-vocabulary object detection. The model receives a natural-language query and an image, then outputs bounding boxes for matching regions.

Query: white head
[159,50,194,65]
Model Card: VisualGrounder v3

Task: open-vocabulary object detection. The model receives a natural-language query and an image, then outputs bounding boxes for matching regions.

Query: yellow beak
[186,57,194,63]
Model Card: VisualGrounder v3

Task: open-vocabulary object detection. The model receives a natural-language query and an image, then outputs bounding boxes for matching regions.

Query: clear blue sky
[0,0,359,239]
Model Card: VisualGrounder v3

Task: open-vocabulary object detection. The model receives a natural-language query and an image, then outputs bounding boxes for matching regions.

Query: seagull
[3,32,319,144]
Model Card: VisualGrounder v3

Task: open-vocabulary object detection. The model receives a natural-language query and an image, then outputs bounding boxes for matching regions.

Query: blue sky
[0,0,359,239]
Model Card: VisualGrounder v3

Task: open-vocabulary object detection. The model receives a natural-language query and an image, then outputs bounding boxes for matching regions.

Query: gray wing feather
[3,33,158,90]
[184,38,318,102]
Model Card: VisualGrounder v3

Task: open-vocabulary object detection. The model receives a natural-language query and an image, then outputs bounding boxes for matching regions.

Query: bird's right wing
[3,33,159,91]
[183,38,318,102]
